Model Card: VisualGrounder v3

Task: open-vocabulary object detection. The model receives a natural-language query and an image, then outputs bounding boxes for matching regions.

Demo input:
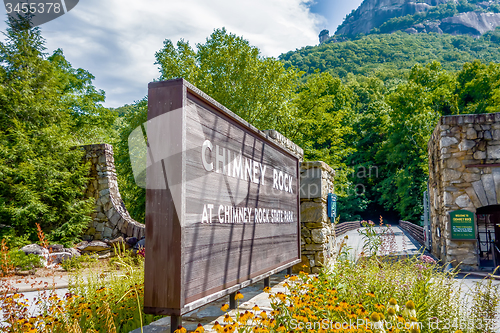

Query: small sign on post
[449,210,476,240]
[327,193,337,222]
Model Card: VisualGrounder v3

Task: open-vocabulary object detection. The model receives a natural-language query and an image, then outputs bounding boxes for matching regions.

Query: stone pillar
[82,144,145,241]
[428,113,500,270]
[293,161,335,274]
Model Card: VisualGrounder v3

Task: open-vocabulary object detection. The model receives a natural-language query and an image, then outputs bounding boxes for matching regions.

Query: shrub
[0,250,43,273]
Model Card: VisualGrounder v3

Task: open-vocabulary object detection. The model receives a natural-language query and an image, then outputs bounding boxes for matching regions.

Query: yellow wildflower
[173,326,187,333]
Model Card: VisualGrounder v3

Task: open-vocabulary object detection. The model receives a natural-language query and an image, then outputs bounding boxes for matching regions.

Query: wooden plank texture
[144,79,300,316]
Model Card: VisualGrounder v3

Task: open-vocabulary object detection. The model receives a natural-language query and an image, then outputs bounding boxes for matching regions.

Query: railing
[399,220,425,245]
[494,245,500,268]
[335,221,361,237]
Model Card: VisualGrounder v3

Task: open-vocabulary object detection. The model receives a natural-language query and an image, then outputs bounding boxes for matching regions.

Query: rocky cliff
[335,0,500,37]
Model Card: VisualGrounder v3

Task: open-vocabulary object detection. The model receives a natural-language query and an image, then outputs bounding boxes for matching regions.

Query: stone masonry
[82,144,145,241]
[294,161,336,274]
[428,112,500,270]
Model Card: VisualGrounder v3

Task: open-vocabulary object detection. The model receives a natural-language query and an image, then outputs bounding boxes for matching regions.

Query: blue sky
[309,0,363,34]
[0,0,363,108]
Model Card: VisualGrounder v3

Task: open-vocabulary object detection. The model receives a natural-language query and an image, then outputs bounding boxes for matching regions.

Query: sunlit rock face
[441,12,500,36]
[335,0,500,37]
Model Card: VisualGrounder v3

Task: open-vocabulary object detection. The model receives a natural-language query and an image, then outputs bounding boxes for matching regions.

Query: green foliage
[290,71,355,178]
[0,17,111,244]
[115,29,358,222]
[66,250,153,332]
[283,22,500,222]
[59,253,98,271]
[280,30,500,79]
[269,256,468,333]
[155,28,299,133]
[470,270,500,332]
[0,250,43,272]
[0,228,30,249]
[115,99,147,223]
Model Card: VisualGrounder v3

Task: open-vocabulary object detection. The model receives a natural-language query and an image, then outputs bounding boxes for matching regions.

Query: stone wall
[295,161,336,274]
[82,144,145,241]
[428,112,500,270]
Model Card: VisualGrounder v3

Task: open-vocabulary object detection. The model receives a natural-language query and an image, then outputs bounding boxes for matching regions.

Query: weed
[60,254,98,272]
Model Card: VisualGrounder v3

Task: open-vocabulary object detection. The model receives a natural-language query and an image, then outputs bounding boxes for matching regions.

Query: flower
[419,255,436,264]
[212,321,222,331]
[221,304,229,312]
[386,298,400,312]
[370,312,385,333]
[402,300,417,318]
[173,326,187,333]
[234,292,244,300]
[387,307,396,321]
[252,304,260,311]
[194,323,205,333]
[263,286,271,293]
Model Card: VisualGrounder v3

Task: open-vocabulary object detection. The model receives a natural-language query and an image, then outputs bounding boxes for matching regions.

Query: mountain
[336,0,500,37]
[281,31,500,78]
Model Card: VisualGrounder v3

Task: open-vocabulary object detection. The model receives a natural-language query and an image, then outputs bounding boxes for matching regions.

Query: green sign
[449,210,476,240]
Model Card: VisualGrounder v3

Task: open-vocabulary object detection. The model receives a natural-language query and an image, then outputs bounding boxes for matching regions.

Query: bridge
[334,221,428,261]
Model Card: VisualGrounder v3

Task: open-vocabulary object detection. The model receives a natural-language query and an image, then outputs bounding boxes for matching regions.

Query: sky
[0,0,364,108]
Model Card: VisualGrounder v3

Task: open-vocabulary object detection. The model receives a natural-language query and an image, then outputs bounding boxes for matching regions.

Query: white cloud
[1,0,325,107]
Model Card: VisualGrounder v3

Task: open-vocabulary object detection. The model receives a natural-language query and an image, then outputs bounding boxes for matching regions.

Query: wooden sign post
[143,79,301,327]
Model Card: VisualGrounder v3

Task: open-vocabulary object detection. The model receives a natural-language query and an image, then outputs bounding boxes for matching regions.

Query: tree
[291,71,355,173]
[115,99,147,223]
[155,28,299,134]
[0,16,112,245]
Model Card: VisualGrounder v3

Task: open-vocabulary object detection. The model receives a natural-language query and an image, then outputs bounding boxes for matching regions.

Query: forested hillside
[280,29,500,223]
[280,30,500,78]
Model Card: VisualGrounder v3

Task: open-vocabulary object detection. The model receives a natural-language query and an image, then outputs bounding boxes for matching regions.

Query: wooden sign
[144,79,301,316]
[449,210,476,240]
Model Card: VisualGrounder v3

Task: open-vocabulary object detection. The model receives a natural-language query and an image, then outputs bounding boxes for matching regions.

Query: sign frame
[449,210,476,241]
[143,79,301,316]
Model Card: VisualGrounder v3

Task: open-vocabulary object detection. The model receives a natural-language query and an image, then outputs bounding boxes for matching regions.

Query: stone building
[428,113,500,270]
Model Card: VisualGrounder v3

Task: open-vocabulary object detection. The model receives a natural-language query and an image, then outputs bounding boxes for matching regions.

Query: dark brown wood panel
[144,79,300,316]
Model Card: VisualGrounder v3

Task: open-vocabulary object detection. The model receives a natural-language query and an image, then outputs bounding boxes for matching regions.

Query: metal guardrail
[335,221,361,237]
[399,220,425,245]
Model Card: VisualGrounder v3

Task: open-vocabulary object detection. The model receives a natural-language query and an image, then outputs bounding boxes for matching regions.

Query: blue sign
[327,193,337,220]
